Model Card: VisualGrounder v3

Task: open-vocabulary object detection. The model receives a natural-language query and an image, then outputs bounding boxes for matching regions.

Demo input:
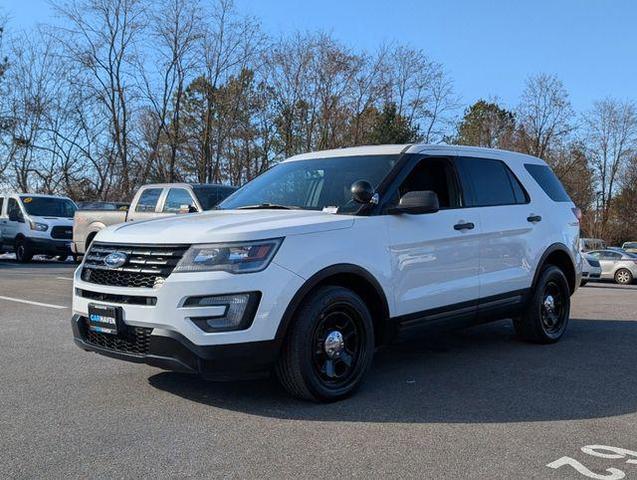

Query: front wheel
[615,269,633,285]
[15,239,33,263]
[275,286,375,402]
[513,265,570,344]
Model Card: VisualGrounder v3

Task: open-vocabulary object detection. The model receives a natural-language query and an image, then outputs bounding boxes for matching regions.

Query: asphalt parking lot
[2,259,637,479]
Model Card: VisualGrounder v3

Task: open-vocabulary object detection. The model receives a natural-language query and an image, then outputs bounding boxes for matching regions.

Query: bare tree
[583,98,637,237]
[137,0,202,183]
[388,46,458,143]
[516,73,574,158]
[51,0,146,197]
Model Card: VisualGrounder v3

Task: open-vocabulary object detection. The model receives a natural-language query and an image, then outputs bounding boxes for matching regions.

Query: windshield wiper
[236,203,297,210]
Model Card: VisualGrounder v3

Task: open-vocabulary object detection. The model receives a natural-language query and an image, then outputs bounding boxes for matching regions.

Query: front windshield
[20,196,77,217]
[219,155,399,213]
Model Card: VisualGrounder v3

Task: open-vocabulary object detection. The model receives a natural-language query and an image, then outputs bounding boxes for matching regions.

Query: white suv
[71,145,582,401]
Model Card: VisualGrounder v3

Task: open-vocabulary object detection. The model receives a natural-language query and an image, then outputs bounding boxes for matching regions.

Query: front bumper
[72,262,305,377]
[27,237,72,255]
[71,314,279,379]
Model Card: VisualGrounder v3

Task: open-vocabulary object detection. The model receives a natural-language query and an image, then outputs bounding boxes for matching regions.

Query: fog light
[184,292,260,332]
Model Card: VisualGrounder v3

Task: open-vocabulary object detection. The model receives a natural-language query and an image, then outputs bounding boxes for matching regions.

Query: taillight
[572,207,582,221]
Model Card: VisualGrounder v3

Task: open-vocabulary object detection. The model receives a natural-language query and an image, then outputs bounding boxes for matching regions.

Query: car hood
[97,209,355,244]
[29,215,74,226]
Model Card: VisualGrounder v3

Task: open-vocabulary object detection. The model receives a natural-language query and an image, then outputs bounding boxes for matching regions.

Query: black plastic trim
[274,263,391,343]
[71,314,279,380]
[392,288,530,334]
[532,243,577,292]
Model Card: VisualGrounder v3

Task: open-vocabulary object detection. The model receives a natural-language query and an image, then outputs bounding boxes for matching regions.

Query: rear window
[192,185,237,210]
[623,242,637,249]
[524,164,571,202]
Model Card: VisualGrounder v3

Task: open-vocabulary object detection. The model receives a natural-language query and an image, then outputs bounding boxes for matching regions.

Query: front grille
[81,242,189,288]
[76,288,157,306]
[81,317,152,355]
[51,226,73,239]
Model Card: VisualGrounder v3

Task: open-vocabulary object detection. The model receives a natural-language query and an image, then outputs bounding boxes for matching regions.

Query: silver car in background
[588,249,637,285]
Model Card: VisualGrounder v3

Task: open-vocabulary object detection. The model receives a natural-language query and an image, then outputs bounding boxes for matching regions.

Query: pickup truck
[72,183,236,255]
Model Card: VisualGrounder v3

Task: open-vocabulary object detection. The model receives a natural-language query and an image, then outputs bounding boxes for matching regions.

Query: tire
[513,265,570,344]
[275,286,375,402]
[15,239,33,263]
[580,280,588,287]
[57,255,68,261]
[614,269,633,285]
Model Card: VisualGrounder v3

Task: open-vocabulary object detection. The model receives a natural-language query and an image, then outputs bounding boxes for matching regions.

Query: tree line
[0,0,635,244]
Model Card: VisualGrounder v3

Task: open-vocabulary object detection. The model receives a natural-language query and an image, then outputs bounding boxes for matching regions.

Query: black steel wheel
[540,280,567,335]
[276,286,374,402]
[513,265,570,343]
[311,302,364,388]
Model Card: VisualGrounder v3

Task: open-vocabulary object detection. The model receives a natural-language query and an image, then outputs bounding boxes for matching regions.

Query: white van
[0,194,77,262]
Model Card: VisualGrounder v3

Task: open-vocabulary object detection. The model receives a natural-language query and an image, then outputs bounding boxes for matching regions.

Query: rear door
[455,156,539,301]
[126,187,165,222]
[386,155,481,319]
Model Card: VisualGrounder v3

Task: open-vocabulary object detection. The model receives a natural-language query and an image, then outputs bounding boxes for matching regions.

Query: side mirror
[388,191,440,215]
[351,180,375,204]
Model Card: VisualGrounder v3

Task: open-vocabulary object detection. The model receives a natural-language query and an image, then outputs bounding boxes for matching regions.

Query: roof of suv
[285,144,546,165]
[140,183,235,189]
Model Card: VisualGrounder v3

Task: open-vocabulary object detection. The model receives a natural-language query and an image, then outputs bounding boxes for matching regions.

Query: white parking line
[55,276,74,281]
[0,295,67,309]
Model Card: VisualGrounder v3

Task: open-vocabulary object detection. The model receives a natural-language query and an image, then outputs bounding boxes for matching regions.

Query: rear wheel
[614,269,633,285]
[513,265,570,344]
[15,239,33,263]
[275,286,375,402]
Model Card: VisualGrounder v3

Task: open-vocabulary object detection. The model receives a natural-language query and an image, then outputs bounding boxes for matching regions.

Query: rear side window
[455,157,528,207]
[135,188,163,212]
[524,164,571,202]
[0,197,4,214]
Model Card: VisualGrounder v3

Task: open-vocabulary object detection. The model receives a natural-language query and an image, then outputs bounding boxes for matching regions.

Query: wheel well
[279,268,391,347]
[541,249,576,294]
[86,231,97,249]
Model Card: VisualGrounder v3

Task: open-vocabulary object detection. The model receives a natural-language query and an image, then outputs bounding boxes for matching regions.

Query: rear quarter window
[524,164,571,202]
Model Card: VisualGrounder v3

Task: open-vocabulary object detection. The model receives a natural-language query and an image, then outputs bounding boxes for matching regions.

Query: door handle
[527,215,542,223]
[454,222,475,231]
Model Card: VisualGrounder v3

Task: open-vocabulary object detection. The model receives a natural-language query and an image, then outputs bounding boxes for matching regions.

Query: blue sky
[4,0,635,113]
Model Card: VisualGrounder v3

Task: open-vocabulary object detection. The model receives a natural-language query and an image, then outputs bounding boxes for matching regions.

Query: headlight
[29,220,48,232]
[174,238,283,274]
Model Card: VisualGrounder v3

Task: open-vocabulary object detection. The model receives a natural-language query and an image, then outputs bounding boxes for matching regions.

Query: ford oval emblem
[104,252,128,269]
